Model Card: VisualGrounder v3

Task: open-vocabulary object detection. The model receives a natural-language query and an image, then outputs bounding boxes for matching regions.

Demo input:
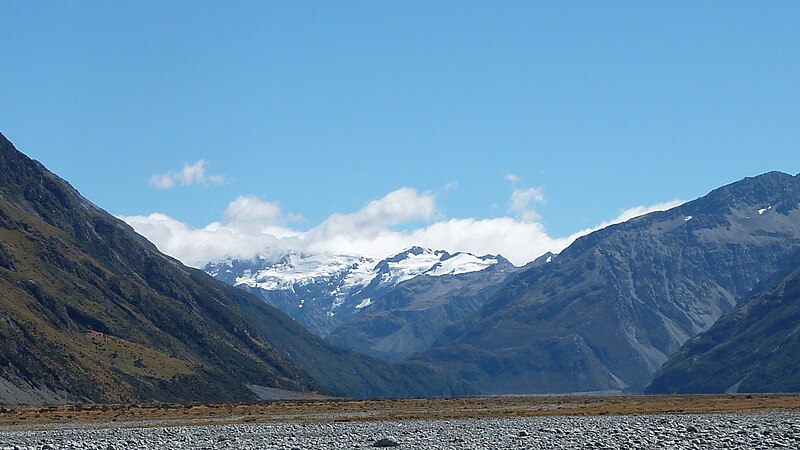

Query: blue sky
[2,2,799,265]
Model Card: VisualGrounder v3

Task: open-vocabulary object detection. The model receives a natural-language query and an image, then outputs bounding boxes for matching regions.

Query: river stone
[373,437,401,447]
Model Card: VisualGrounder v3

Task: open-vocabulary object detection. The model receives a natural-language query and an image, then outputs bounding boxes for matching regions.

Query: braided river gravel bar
[2,412,799,449]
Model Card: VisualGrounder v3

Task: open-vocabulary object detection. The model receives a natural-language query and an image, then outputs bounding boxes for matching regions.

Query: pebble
[372,437,400,447]
[0,412,797,449]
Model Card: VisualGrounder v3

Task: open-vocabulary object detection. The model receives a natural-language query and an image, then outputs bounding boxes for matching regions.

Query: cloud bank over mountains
[121,186,682,268]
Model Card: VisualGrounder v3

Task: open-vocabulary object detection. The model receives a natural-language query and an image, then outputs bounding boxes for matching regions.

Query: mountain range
[410,171,800,393]
[3,128,800,404]
[205,248,519,361]
[327,253,525,361]
[0,132,471,404]
[207,171,800,396]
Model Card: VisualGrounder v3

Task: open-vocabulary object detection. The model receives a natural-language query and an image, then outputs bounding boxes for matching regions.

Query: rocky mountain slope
[412,171,800,394]
[206,253,378,336]
[646,253,800,394]
[0,132,472,403]
[0,134,312,403]
[206,247,510,338]
[327,254,530,361]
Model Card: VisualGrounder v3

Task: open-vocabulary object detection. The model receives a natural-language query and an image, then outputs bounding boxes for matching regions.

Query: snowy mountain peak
[208,252,378,293]
[204,247,511,336]
[374,247,500,286]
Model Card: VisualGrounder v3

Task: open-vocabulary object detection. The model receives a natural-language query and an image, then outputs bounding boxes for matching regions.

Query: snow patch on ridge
[214,247,503,319]
[379,251,443,286]
[377,248,499,286]
[234,253,376,292]
[428,253,498,276]
[355,298,373,309]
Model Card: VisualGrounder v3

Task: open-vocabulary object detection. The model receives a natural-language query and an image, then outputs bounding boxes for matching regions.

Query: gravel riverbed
[1,412,799,449]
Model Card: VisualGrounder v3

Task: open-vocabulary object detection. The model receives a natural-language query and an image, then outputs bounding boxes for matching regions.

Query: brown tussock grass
[2,394,799,431]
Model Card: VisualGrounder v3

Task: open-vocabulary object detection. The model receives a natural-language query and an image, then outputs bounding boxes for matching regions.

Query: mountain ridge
[327,254,521,361]
[0,132,314,402]
[411,171,800,394]
[646,248,800,394]
[0,132,473,403]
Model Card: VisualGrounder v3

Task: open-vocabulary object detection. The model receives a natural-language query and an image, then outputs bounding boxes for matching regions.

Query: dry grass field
[2,394,800,430]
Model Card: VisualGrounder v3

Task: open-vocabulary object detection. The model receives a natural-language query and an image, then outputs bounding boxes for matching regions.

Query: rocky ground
[1,412,799,449]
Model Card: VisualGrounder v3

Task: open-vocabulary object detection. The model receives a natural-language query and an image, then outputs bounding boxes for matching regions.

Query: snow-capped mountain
[205,247,511,337]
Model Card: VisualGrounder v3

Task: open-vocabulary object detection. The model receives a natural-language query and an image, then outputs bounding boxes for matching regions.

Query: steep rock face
[206,247,506,337]
[327,256,520,361]
[0,132,473,403]
[646,255,800,394]
[413,172,800,394]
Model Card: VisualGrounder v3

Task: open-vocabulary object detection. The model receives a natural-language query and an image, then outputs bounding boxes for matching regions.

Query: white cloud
[564,199,685,243]
[149,160,225,190]
[121,196,305,266]
[444,181,458,191]
[298,217,562,265]
[121,187,685,268]
[503,174,546,222]
[149,175,175,190]
[222,195,298,230]
[509,187,546,222]
[612,201,685,224]
[121,213,289,267]
[306,187,435,243]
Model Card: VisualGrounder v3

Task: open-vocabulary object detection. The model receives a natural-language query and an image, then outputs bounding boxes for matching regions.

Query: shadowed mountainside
[647,254,800,394]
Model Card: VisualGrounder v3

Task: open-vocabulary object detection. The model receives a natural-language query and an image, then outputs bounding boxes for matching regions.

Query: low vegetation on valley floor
[2,394,800,430]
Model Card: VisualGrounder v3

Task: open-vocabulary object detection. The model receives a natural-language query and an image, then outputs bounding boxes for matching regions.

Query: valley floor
[1,409,799,449]
[1,395,799,430]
